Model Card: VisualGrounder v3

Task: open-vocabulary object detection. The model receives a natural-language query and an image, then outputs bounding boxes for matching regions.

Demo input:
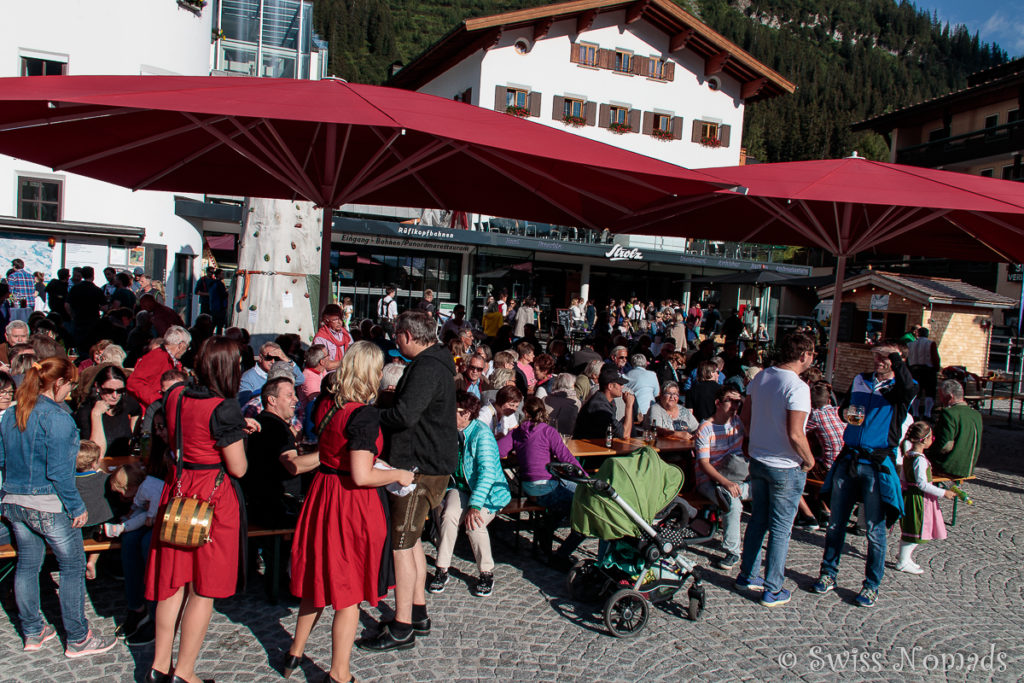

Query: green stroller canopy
[571,446,684,540]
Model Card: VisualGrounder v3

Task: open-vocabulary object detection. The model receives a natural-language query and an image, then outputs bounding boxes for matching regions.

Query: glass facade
[215,0,316,79]
[332,247,462,321]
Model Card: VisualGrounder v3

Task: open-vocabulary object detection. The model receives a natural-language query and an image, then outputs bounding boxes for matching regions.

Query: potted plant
[505,104,531,118]
[651,128,674,141]
[609,122,633,134]
[699,135,722,148]
[562,114,587,128]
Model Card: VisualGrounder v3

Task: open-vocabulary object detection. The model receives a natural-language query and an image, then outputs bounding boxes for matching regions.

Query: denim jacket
[0,396,85,517]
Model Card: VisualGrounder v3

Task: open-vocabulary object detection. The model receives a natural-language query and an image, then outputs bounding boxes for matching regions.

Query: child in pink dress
[897,421,956,574]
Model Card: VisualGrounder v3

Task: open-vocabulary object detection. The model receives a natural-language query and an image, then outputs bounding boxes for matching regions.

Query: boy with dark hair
[694,385,748,569]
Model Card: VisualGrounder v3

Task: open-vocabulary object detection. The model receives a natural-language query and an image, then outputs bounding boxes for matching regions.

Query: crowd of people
[0,268,985,682]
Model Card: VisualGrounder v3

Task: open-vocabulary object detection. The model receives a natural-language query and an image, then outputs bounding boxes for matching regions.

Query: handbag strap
[172,389,226,502]
[315,402,342,438]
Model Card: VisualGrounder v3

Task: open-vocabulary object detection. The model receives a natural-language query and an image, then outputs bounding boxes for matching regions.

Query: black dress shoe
[145,669,171,683]
[282,653,302,679]
[380,616,431,636]
[355,625,415,652]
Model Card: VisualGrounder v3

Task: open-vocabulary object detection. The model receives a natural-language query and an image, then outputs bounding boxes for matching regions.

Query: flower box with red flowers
[699,136,722,148]
[505,105,531,118]
[651,128,674,141]
[609,122,633,134]
[562,114,587,128]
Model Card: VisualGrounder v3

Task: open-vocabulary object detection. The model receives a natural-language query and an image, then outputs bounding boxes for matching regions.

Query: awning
[0,215,145,242]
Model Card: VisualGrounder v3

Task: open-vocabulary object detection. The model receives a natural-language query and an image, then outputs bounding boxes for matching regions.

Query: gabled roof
[817,271,1016,309]
[853,58,1024,132]
[387,0,795,103]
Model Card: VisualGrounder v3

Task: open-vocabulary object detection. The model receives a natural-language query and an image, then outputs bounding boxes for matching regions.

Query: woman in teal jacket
[427,391,511,598]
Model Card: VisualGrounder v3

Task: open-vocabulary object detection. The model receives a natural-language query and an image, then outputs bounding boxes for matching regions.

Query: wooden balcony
[896,119,1024,168]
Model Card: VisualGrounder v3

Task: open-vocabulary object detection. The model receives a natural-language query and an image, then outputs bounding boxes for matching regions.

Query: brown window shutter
[663,62,675,81]
[494,85,507,112]
[552,95,565,119]
[628,108,641,132]
[691,119,702,142]
[569,44,581,64]
[598,49,614,69]
[528,91,542,117]
[672,116,683,139]
[720,124,731,147]
[585,101,597,126]
[631,56,645,76]
[642,111,654,135]
[599,103,611,128]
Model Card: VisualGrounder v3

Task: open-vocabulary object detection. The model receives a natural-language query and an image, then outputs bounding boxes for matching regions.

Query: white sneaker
[895,562,924,575]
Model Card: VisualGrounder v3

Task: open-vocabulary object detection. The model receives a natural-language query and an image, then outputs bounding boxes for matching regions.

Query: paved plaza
[1,417,1021,682]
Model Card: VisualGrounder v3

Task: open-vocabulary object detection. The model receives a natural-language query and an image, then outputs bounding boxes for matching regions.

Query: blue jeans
[739,460,805,593]
[121,526,153,611]
[820,460,887,590]
[2,504,89,642]
[698,481,749,555]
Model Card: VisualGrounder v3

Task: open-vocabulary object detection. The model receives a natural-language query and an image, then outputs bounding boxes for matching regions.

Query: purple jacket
[509,421,584,483]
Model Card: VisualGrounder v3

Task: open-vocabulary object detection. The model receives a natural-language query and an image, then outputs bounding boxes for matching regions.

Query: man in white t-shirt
[736,333,816,607]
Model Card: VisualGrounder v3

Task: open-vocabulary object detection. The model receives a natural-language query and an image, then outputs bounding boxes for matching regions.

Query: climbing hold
[249,305,257,311]
[291,242,296,249]
[285,255,291,263]
[294,223,302,229]
[263,254,270,262]
[253,231,259,237]
[303,293,310,299]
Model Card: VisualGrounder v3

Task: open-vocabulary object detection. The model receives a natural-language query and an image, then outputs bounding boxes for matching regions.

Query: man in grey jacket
[358,310,457,652]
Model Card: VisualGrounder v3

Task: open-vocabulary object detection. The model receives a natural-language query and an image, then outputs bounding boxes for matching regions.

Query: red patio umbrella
[611,155,1024,379]
[0,75,725,306]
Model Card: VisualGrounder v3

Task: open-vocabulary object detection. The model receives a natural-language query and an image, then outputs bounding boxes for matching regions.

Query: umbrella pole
[319,206,333,311]
[825,254,847,384]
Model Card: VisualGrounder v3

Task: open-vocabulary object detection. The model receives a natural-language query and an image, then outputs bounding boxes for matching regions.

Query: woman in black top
[76,365,141,458]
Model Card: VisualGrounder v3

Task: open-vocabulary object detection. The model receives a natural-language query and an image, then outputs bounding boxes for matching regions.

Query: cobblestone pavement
[1,418,1022,682]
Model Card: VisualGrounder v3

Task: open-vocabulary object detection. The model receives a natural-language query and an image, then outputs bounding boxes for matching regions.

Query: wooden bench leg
[270,535,281,604]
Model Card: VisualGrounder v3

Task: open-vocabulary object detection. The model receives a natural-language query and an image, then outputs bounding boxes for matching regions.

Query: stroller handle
[546,462,610,492]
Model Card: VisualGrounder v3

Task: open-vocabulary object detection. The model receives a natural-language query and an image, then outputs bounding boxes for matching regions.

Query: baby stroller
[548,447,709,638]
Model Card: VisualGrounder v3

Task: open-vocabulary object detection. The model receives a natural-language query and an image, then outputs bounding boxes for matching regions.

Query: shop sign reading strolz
[604,244,644,262]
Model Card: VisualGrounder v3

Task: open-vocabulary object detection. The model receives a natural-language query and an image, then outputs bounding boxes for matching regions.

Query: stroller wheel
[566,559,603,603]
[603,589,649,638]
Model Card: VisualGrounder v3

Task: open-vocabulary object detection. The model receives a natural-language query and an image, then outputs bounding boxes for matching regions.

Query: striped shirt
[694,416,745,486]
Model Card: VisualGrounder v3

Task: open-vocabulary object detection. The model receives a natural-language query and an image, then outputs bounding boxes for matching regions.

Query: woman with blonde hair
[0,358,117,657]
[284,341,414,683]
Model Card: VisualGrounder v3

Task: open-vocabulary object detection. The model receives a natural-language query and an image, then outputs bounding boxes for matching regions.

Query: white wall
[418,11,745,169]
[0,0,210,295]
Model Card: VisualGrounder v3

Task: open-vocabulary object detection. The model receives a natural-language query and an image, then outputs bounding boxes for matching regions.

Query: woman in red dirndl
[283,342,414,683]
[144,337,249,683]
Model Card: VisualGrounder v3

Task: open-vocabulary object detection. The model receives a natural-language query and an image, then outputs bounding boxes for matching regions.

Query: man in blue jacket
[813,342,914,608]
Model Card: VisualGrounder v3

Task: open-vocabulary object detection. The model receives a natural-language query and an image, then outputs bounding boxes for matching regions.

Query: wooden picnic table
[567,433,695,459]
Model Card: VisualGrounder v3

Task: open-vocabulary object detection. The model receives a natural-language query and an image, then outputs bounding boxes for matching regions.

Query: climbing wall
[232,197,322,341]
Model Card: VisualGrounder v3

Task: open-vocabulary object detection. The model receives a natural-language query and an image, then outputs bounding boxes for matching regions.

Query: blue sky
[919,1,1024,57]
